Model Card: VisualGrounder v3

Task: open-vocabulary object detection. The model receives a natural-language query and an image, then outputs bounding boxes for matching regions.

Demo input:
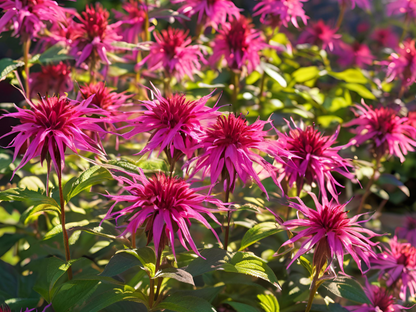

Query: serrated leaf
[0,58,24,81]
[258,293,279,312]
[154,268,194,285]
[322,277,371,304]
[156,295,214,312]
[239,222,282,251]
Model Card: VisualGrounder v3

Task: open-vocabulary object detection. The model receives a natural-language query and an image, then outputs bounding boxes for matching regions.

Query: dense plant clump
[1,0,416,311]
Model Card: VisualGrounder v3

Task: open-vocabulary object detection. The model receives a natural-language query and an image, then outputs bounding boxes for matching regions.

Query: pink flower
[385,39,416,87]
[253,0,308,29]
[113,0,150,43]
[298,20,341,51]
[210,16,266,74]
[388,0,416,18]
[345,101,416,162]
[30,62,73,98]
[70,4,121,67]
[371,27,399,49]
[143,27,204,81]
[172,0,240,31]
[397,216,416,247]
[124,85,220,159]
[102,170,225,257]
[407,111,416,128]
[186,114,281,198]
[338,0,370,9]
[279,193,378,273]
[269,119,354,201]
[78,82,131,112]
[372,237,416,301]
[337,42,374,68]
[346,278,412,311]
[0,94,108,175]
[0,0,72,40]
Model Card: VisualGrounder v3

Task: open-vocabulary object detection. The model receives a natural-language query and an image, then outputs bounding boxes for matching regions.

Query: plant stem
[149,277,155,308]
[336,3,346,29]
[164,76,172,97]
[46,158,51,197]
[231,71,239,113]
[58,172,73,280]
[23,39,31,99]
[259,71,266,103]
[144,0,150,42]
[149,250,162,308]
[357,156,381,214]
[305,274,320,312]
[223,185,231,250]
[131,229,136,249]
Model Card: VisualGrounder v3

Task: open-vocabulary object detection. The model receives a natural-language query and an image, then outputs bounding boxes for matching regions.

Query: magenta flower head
[30,62,73,98]
[388,0,416,19]
[124,85,220,159]
[372,237,416,301]
[397,216,416,247]
[210,16,266,74]
[103,170,225,258]
[371,27,399,49]
[346,278,412,312]
[187,113,281,198]
[0,94,108,176]
[269,119,354,201]
[338,0,370,9]
[143,27,204,81]
[337,42,374,68]
[253,0,308,29]
[172,0,240,31]
[345,101,416,162]
[297,20,341,51]
[0,0,72,40]
[385,39,416,88]
[70,3,121,67]
[279,193,378,273]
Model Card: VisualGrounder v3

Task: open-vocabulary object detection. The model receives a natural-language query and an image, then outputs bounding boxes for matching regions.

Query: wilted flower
[70,3,121,67]
[345,101,416,162]
[210,16,266,74]
[371,27,399,49]
[372,237,416,301]
[0,95,107,175]
[143,27,204,81]
[0,0,71,40]
[124,85,220,159]
[346,278,412,312]
[103,170,225,257]
[298,20,341,51]
[337,42,374,68]
[269,119,354,201]
[338,0,370,9]
[173,0,240,31]
[30,62,73,98]
[279,193,378,273]
[113,0,150,43]
[385,39,416,88]
[79,82,131,112]
[388,0,416,19]
[253,0,308,28]
[397,217,416,247]
[187,113,281,197]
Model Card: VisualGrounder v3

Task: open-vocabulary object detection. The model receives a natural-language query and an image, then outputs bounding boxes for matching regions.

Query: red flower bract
[30,62,73,98]
[210,16,266,74]
[103,170,225,258]
[298,20,341,51]
[1,95,108,175]
[269,119,354,201]
[124,85,220,159]
[372,237,416,301]
[187,113,281,198]
[337,42,374,68]
[385,39,416,87]
[113,0,149,43]
[280,193,378,273]
[79,82,131,112]
[345,101,416,162]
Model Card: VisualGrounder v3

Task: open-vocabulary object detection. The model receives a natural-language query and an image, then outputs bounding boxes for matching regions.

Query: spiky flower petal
[385,39,416,87]
[30,62,73,98]
[79,82,131,112]
[298,20,341,51]
[397,217,416,247]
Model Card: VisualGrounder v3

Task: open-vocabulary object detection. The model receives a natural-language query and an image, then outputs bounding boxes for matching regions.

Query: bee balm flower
[113,0,150,43]
[30,62,73,98]
[298,20,341,51]
[385,39,416,88]
[397,216,416,247]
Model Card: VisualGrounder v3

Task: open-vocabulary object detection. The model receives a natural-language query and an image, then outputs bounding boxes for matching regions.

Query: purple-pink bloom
[279,193,378,273]
[397,216,416,247]
[0,0,72,40]
[102,170,225,257]
[388,0,416,18]
[172,0,240,31]
[124,85,220,159]
[372,237,416,301]
[210,16,266,74]
[371,27,399,49]
[385,39,416,88]
[297,20,341,51]
[253,0,308,29]
[30,62,73,98]
[346,278,412,312]
[186,113,281,198]
[0,94,108,175]
[345,101,416,162]
[269,119,354,201]
[142,27,204,81]
[338,0,370,9]
[70,3,122,67]
[337,42,374,68]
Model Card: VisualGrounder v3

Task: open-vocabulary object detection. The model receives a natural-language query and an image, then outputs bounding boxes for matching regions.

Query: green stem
[223,185,231,250]
[58,171,73,280]
[231,71,239,113]
[23,39,31,99]
[357,156,381,214]
[305,274,320,312]
[259,71,266,103]
[46,158,51,197]
[149,251,162,308]
[144,0,150,42]
[336,3,346,29]
[164,76,172,97]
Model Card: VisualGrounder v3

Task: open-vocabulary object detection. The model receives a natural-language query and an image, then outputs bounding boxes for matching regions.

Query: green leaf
[239,222,282,251]
[43,220,89,240]
[311,304,349,312]
[258,293,279,312]
[100,251,143,277]
[0,260,19,300]
[37,45,74,64]
[185,248,231,277]
[5,298,40,311]
[116,248,156,277]
[0,58,24,81]
[63,166,112,202]
[343,83,376,99]
[17,176,45,191]
[153,268,194,285]
[329,69,367,84]
[52,279,100,312]
[21,204,61,225]
[322,277,371,304]
[155,295,214,312]
[0,234,24,257]
[222,252,281,289]
[169,287,224,303]
[111,41,150,51]
[292,66,320,83]
[378,174,410,197]
[260,62,287,87]
[227,301,259,312]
